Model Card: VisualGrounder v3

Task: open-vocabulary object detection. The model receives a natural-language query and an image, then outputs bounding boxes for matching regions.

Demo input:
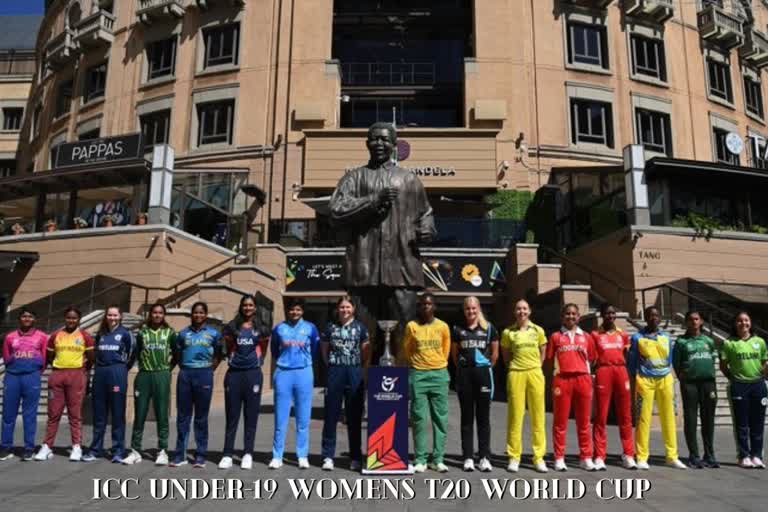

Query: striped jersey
[49,328,94,369]
[136,326,175,371]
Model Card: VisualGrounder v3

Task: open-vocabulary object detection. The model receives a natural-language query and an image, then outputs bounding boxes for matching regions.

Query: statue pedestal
[363,366,413,475]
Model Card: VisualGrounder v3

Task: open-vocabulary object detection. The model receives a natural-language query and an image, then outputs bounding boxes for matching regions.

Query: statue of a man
[329,122,436,361]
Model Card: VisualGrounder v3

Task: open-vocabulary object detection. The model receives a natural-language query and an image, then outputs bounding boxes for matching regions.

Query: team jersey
[95,325,134,367]
[592,328,629,366]
[175,324,222,369]
[451,322,499,368]
[2,328,48,374]
[322,319,369,367]
[500,322,547,371]
[49,328,94,369]
[546,327,596,375]
[271,319,320,370]
[223,320,271,370]
[135,326,175,372]
[627,329,673,378]
[673,334,716,381]
[403,318,451,371]
[720,336,768,383]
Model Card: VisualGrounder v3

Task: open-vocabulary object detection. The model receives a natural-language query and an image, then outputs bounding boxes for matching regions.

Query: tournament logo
[382,376,399,393]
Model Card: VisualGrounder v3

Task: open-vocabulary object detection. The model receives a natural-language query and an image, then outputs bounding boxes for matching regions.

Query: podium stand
[364,366,412,474]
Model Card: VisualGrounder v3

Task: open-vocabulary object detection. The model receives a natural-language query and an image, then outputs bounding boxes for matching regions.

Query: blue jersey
[95,325,134,367]
[175,325,222,369]
[322,319,369,367]
[223,321,271,370]
[628,329,673,378]
[271,319,320,370]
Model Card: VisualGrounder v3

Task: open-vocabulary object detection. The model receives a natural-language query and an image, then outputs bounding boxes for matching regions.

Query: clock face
[726,132,744,155]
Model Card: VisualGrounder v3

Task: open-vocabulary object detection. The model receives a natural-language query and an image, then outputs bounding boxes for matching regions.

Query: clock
[726,132,744,155]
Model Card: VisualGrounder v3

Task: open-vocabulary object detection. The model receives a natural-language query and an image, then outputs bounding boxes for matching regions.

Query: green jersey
[673,334,716,381]
[136,326,175,372]
[720,336,768,383]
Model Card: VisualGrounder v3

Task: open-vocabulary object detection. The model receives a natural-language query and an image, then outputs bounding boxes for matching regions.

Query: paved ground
[0,389,763,511]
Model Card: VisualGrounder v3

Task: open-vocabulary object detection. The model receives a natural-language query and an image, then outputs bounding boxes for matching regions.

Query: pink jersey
[3,328,48,374]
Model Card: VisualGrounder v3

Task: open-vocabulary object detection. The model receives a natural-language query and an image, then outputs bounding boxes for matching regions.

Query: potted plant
[73,217,88,229]
[45,219,58,232]
[101,214,114,228]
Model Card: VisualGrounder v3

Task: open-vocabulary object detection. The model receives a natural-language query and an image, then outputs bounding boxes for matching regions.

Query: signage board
[54,133,144,169]
[364,366,411,474]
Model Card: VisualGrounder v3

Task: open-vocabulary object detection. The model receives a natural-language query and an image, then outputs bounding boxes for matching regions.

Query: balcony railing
[44,28,79,69]
[74,10,116,48]
[622,0,674,23]
[562,0,615,9]
[341,62,435,87]
[740,28,768,69]
[136,0,186,24]
[697,4,744,50]
[195,0,244,9]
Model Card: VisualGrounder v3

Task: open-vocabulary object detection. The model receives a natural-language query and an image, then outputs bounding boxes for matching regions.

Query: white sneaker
[751,457,765,469]
[478,458,493,472]
[430,462,449,473]
[593,458,607,471]
[740,457,755,468]
[579,458,596,471]
[534,461,549,473]
[241,454,253,470]
[121,449,142,465]
[34,443,53,461]
[666,459,687,470]
[322,458,334,471]
[506,459,519,473]
[636,460,650,470]
[218,456,233,469]
[268,458,283,469]
[155,450,168,466]
[350,460,361,471]
[298,457,310,469]
[621,455,637,470]
[69,445,82,462]
[463,459,475,472]
[554,458,568,471]
[414,463,427,473]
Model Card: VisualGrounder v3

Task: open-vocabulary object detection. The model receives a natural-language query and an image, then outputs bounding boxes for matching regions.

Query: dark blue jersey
[95,325,134,367]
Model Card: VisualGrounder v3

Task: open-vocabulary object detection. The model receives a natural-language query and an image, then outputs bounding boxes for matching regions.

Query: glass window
[147,37,176,80]
[76,186,139,228]
[636,108,672,155]
[751,136,768,169]
[630,34,666,82]
[79,128,100,141]
[567,22,608,69]
[84,62,107,103]
[571,99,613,147]
[203,24,240,68]
[140,109,171,150]
[197,100,235,146]
[43,192,69,230]
[55,80,73,118]
[2,107,23,130]
[713,127,740,165]
[32,104,42,137]
[0,196,36,234]
[744,75,764,119]
[708,59,732,103]
[0,159,15,178]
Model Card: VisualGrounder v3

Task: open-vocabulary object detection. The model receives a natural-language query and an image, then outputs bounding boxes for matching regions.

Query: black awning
[0,250,39,271]
[645,157,768,180]
[0,159,150,202]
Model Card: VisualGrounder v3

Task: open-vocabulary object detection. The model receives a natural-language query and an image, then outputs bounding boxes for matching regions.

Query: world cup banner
[364,366,412,475]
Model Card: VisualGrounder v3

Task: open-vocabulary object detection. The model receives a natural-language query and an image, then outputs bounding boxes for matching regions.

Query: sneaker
[463,459,475,472]
[70,445,82,462]
[554,458,568,472]
[81,451,97,462]
[666,459,687,470]
[218,456,233,470]
[170,455,187,467]
[122,450,142,465]
[413,463,427,473]
[688,456,703,469]
[751,457,765,469]
[268,458,283,469]
[636,460,650,470]
[322,458,334,471]
[579,458,596,471]
[0,448,13,461]
[155,450,168,466]
[34,444,54,461]
[298,457,310,469]
[350,460,362,472]
[22,449,35,461]
[430,462,449,473]
[241,454,253,470]
[193,456,206,468]
[534,461,549,473]
[739,457,754,468]
[506,459,519,473]
[111,453,124,464]
[703,455,719,468]
[593,458,607,471]
[622,455,638,470]
[478,458,493,472]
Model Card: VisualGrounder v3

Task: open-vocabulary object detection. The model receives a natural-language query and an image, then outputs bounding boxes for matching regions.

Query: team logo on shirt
[625,381,631,391]
[762,398,768,407]
[710,391,716,399]
[253,385,260,394]
[134,390,140,397]
[553,387,561,396]
[115,335,122,341]
[113,386,121,393]
[753,342,761,350]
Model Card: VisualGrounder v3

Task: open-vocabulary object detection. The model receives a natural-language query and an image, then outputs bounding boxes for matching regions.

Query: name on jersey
[735,352,761,361]
[13,350,38,359]
[58,345,86,352]
[100,344,121,351]
[557,345,587,353]
[237,337,255,346]
[418,339,443,350]
[688,352,713,360]
[144,343,168,351]
[281,340,307,348]
[599,341,624,350]
[460,340,487,349]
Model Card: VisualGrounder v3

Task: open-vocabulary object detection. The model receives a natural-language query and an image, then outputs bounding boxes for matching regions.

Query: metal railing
[341,62,435,87]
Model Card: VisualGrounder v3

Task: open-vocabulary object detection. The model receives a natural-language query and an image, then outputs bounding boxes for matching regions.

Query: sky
[0,0,44,16]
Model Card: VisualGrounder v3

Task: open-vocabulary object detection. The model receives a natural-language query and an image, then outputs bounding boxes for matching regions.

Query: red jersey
[591,328,629,366]
[547,328,596,375]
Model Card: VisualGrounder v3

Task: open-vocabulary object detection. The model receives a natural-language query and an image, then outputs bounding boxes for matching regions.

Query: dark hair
[98,305,122,335]
[599,303,615,316]
[190,302,208,315]
[644,306,659,318]
[684,310,702,321]
[63,306,82,319]
[285,297,305,311]
[731,311,753,338]
[420,292,436,304]
[231,294,258,330]
[367,122,397,144]
[17,307,36,319]
[145,303,170,329]
[561,303,579,315]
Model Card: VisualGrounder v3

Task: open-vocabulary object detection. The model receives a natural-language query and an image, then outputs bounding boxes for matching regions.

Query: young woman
[673,310,718,469]
[450,296,498,472]
[501,299,548,473]
[35,307,94,462]
[546,304,596,472]
[403,293,451,473]
[269,298,320,469]
[591,304,635,470]
[719,311,768,469]
[171,302,222,468]
[320,296,370,471]
[83,305,134,463]
[122,304,175,466]
[0,308,48,461]
[218,295,271,471]
[628,306,686,470]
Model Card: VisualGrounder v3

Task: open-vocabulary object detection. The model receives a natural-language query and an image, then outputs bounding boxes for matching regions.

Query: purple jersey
[3,328,48,374]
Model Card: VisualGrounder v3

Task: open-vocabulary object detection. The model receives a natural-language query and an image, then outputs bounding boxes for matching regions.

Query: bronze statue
[329,122,436,362]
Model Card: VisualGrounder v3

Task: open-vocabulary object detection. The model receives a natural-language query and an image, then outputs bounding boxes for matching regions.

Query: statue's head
[366,122,397,165]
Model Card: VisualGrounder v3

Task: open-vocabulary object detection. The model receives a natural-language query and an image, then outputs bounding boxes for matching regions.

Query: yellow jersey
[49,328,94,369]
[501,322,547,371]
[403,318,451,371]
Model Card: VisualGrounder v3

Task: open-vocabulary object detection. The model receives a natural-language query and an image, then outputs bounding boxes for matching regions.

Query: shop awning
[0,250,39,271]
[645,157,768,180]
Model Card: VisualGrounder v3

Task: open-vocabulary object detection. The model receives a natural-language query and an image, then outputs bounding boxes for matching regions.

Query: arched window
[67,2,82,29]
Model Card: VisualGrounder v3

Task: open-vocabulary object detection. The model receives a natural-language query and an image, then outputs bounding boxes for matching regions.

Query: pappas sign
[54,133,143,169]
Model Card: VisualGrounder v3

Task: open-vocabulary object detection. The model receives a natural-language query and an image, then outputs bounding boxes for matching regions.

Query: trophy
[377,320,398,367]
